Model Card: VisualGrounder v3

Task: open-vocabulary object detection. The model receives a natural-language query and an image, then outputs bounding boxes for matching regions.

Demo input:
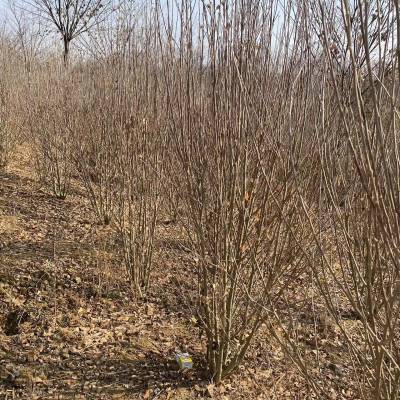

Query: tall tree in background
[22,0,111,63]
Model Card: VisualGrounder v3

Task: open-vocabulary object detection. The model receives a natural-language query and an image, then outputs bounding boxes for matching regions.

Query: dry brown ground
[0,145,361,399]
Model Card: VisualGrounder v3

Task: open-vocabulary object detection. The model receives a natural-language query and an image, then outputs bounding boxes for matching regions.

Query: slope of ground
[0,146,358,399]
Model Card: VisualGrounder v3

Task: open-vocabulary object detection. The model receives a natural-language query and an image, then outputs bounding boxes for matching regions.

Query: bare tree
[21,0,111,63]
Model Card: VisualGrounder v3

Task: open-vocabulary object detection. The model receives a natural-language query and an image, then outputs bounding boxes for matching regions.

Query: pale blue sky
[0,0,6,16]
[0,0,11,26]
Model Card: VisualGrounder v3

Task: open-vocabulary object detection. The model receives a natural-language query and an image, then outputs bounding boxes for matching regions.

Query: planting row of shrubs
[1,0,399,396]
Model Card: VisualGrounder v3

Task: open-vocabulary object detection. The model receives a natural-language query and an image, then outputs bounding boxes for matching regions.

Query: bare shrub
[157,0,309,383]
[0,38,17,170]
[114,114,161,298]
[0,80,11,170]
[1,0,399,395]
[71,66,120,225]
[275,1,400,398]
[314,2,400,396]
[30,66,75,199]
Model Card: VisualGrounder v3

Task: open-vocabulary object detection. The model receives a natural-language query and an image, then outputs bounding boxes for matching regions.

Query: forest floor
[0,145,360,399]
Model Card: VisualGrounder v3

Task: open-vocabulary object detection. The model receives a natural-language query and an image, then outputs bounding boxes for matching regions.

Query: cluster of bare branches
[1,0,400,396]
[0,76,10,170]
[21,0,112,63]
[0,34,26,169]
[266,1,400,398]
[305,1,400,397]
[28,66,76,198]
[155,0,317,382]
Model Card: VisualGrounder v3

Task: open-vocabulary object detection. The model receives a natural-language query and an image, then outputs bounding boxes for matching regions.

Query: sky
[0,0,13,28]
[0,0,7,19]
